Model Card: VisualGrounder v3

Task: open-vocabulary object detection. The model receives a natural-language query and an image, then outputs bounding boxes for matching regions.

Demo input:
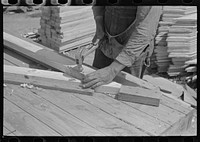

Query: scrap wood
[116,86,162,107]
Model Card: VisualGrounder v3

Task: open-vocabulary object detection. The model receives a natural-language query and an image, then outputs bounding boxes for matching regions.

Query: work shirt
[92,6,162,67]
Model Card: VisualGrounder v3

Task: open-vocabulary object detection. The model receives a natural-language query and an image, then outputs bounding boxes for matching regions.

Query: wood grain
[117,86,161,106]
[4,84,103,136]
[4,99,60,136]
[29,88,149,136]
[4,65,93,96]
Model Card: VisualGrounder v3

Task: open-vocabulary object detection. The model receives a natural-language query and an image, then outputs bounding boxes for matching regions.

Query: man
[81,6,162,89]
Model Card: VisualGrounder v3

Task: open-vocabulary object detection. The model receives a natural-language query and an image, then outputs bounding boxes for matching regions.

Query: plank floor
[3,49,196,136]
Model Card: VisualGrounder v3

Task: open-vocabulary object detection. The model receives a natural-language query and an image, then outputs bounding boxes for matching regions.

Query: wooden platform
[3,35,197,136]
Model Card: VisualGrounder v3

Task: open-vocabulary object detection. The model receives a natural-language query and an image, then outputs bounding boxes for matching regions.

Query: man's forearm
[110,60,126,75]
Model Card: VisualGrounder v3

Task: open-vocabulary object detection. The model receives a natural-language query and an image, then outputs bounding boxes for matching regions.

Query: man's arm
[115,6,162,67]
[92,6,105,43]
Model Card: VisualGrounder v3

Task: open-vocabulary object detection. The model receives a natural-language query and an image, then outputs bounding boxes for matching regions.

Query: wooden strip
[4,84,104,136]
[4,99,60,136]
[161,109,196,136]
[5,84,147,136]
[4,65,93,96]
[117,86,161,107]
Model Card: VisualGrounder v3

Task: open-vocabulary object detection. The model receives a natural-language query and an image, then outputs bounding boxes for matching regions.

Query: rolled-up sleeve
[115,6,162,67]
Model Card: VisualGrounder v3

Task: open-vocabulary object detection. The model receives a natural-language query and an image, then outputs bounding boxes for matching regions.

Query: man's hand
[81,61,125,89]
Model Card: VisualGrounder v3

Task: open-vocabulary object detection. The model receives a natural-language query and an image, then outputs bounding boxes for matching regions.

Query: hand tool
[75,40,100,72]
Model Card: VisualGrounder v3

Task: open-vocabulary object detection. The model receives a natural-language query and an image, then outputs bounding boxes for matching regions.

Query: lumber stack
[152,6,197,73]
[38,6,95,52]
[166,13,197,77]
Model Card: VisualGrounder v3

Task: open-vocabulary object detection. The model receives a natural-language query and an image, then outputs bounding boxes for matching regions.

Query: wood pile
[151,6,197,74]
[167,13,197,77]
[38,6,95,52]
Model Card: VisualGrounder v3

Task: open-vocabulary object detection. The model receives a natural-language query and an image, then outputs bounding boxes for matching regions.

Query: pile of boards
[167,13,197,77]
[151,6,197,75]
[38,6,95,52]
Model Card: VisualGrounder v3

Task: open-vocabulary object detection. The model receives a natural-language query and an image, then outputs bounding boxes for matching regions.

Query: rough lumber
[4,65,93,96]
[4,32,85,80]
[73,92,173,135]
[4,99,60,136]
[3,32,157,95]
[161,109,196,135]
[143,75,184,97]
[4,84,104,136]
[5,84,146,136]
[30,89,149,136]
[117,86,161,107]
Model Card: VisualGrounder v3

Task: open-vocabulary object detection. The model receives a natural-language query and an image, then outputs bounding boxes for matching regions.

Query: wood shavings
[20,83,34,89]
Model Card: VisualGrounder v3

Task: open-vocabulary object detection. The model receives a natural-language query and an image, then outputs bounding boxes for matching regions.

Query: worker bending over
[81,6,162,89]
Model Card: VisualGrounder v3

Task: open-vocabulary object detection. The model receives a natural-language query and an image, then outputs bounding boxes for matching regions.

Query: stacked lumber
[167,13,197,77]
[38,6,95,52]
[152,6,197,73]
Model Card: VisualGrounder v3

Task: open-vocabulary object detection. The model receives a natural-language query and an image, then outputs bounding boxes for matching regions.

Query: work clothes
[92,6,162,78]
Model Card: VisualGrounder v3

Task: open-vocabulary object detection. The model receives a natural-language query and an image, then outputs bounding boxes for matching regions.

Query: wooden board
[117,86,161,106]
[3,32,158,94]
[4,84,104,136]
[143,75,184,98]
[4,65,93,96]
[29,88,163,135]
[4,99,60,136]
[4,84,147,136]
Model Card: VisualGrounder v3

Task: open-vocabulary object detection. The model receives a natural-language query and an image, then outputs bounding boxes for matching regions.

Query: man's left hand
[81,61,125,89]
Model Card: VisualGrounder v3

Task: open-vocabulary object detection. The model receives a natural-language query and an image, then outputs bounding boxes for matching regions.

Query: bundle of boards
[38,6,95,52]
[152,6,197,76]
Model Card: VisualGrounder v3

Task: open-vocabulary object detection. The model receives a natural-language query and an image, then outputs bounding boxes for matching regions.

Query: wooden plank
[4,84,104,136]
[3,32,158,95]
[161,109,196,136]
[117,86,161,107]
[4,48,47,70]
[4,65,93,96]
[5,84,147,136]
[28,90,148,136]
[143,75,184,98]
[4,99,60,136]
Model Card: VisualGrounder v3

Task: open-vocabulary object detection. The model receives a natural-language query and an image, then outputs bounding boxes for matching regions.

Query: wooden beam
[3,32,158,94]
[4,65,93,96]
[117,86,161,107]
